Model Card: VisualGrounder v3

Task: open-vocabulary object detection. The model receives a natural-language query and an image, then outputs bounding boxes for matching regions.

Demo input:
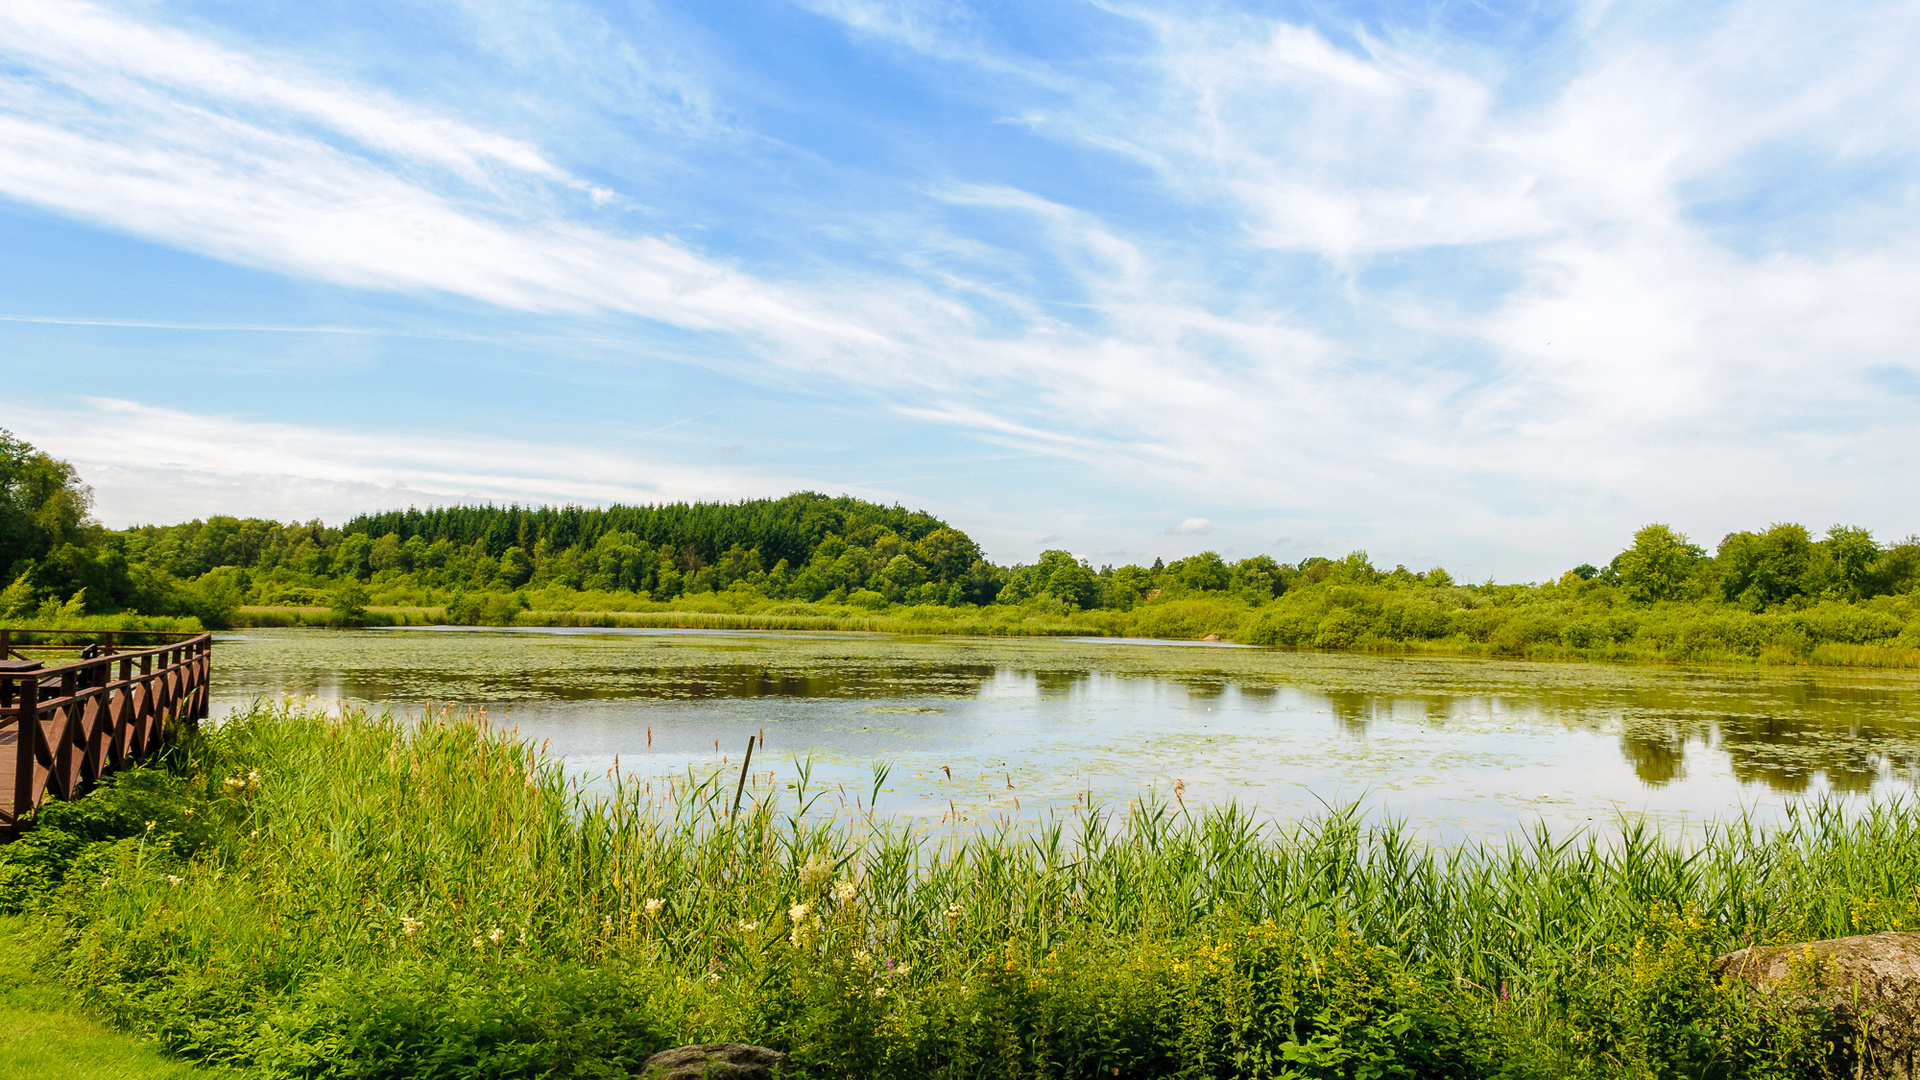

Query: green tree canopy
[0,428,95,581]
[1616,524,1706,603]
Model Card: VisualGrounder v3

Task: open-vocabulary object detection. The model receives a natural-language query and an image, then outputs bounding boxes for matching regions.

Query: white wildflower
[833,880,857,904]
[737,920,759,933]
[644,898,665,918]
[851,949,872,969]
[487,927,504,946]
[400,915,424,939]
[518,929,528,947]
[165,874,182,887]
[788,902,817,948]
[472,936,486,950]
[708,972,722,983]
[873,986,888,999]
[944,903,964,928]
[799,853,833,890]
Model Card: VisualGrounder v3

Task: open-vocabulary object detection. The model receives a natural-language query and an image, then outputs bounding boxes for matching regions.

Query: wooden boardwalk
[1,629,212,840]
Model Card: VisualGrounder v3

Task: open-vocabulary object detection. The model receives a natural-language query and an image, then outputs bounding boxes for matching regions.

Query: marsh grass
[224,590,1920,672]
[10,703,1913,1077]
[1,613,205,638]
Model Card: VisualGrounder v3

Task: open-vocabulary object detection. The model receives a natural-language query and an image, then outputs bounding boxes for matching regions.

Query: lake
[207,626,1920,843]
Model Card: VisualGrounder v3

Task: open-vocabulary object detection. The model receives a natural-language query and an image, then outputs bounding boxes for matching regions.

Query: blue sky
[3,0,1918,579]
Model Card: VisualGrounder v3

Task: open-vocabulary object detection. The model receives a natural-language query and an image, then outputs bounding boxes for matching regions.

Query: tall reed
[19,701,1912,1077]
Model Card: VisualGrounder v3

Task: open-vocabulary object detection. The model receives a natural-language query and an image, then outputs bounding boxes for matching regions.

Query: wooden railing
[1,629,212,840]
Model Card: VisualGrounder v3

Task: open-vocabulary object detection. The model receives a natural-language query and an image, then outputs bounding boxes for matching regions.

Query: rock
[1202,633,1221,642]
[1713,930,1920,1079]
[640,1043,787,1080]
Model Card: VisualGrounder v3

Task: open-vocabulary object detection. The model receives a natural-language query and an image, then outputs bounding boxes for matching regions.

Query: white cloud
[0,0,888,359]
[6,0,1920,575]
[1166,518,1213,536]
[8,399,802,527]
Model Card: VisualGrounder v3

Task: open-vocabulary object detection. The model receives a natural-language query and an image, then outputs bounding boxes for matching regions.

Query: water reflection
[208,628,1920,841]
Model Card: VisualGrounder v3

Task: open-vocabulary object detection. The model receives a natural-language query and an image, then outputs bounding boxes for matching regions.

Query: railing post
[2,632,214,839]
[14,677,36,830]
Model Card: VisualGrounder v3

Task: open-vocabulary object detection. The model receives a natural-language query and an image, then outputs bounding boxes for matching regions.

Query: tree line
[4,430,1918,635]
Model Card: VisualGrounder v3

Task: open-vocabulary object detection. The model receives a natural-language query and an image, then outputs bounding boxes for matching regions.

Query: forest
[6,428,1920,663]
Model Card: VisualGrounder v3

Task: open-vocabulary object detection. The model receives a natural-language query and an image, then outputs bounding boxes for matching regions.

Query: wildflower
[833,880,857,904]
[488,927,504,945]
[144,821,155,832]
[737,919,759,933]
[788,903,818,948]
[644,898,665,918]
[799,853,832,890]
[246,770,261,793]
[165,874,182,887]
[249,829,260,840]
[472,936,486,950]
[852,949,872,969]
[872,986,888,999]
[400,916,424,939]
[944,902,964,928]
[517,929,528,947]
[708,972,722,983]
[223,776,246,794]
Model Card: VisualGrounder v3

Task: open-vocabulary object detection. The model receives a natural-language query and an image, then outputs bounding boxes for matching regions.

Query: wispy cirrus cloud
[0,0,888,356]
[5,0,1920,572]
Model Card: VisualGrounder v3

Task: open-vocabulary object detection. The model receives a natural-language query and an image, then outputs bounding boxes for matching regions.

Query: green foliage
[1,914,212,1079]
[1561,906,1852,1080]
[11,705,1919,1078]
[1616,525,1707,604]
[325,580,370,622]
[0,766,210,914]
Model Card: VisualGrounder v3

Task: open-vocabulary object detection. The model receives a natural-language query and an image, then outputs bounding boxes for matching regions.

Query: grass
[1,701,1909,1077]
[0,916,209,1080]
[218,581,1920,672]
[1,613,206,635]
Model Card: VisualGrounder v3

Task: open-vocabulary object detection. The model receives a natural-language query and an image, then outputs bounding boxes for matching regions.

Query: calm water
[208,627,1920,842]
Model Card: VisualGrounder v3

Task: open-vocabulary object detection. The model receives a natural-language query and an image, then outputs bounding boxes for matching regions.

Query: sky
[2,0,1918,580]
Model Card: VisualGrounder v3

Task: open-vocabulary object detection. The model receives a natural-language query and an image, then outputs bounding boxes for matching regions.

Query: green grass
[1,613,206,636]
[0,916,209,1080]
[223,582,1920,672]
[0,702,1905,1077]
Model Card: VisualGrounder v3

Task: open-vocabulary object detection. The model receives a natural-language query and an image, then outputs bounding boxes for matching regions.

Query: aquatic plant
[6,701,1909,1077]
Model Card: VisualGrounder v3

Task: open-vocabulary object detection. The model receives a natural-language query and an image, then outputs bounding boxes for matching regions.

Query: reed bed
[5,702,1911,1077]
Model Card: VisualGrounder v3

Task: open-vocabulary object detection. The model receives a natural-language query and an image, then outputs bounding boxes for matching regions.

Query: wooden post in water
[731,735,756,818]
